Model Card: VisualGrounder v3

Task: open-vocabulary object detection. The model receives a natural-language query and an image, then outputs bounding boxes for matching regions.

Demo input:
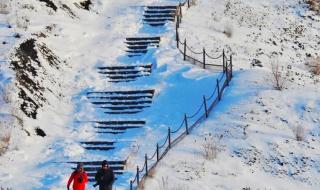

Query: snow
[0,0,319,189]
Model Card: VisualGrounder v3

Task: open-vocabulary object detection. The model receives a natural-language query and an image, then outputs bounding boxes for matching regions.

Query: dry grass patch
[202,135,219,160]
[0,120,11,156]
[292,125,305,142]
[0,134,10,156]
[306,0,320,13]
[223,22,233,38]
[306,56,320,75]
[270,60,289,91]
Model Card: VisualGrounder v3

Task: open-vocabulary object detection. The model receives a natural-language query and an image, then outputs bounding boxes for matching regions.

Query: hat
[77,162,84,170]
[102,160,108,167]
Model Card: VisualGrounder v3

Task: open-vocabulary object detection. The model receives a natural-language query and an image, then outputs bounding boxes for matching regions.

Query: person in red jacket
[67,163,88,190]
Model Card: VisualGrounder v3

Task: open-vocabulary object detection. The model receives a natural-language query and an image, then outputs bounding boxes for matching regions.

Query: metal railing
[129,1,234,189]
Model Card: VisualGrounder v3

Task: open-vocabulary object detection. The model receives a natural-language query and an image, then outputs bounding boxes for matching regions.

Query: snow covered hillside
[0,0,319,189]
[143,0,320,190]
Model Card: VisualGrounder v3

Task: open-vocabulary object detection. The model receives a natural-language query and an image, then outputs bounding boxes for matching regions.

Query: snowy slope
[0,0,223,189]
[143,0,320,190]
[0,0,319,189]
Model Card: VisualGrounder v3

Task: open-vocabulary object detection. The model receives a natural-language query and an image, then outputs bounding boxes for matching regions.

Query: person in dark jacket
[94,160,115,190]
[67,162,88,190]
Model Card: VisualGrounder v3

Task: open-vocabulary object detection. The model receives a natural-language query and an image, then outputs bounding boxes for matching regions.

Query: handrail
[129,1,234,189]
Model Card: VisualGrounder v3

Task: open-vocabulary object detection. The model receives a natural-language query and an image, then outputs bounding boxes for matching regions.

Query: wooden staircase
[143,6,177,26]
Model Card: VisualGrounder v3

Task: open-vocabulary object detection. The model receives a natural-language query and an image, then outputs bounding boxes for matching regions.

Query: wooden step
[80,141,115,145]
[83,147,115,151]
[97,64,152,70]
[87,95,153,101]
[125,41,159,46]
[143,18,174,22]
[126,49,148,54]
[95,120,146,125]
[91,100,152,105]
[104,111,142,114]
[94,125,142,130]
[126,45,148,50]
[126,37,160,41]
[98,105,150,111]
[144,14,175,18]
[98,70,143,75]
[87,90,155,95]
[145,10,176,14]
[106,75,149,80]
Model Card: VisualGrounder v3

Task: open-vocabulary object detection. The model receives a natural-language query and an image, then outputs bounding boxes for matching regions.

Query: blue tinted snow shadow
[144,66,221,129]
[139,24,170,35]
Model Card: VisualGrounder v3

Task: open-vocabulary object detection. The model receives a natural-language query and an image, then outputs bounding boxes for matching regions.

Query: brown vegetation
[306,0,320,14]
[306,57,320,75]
[270,60,288,91]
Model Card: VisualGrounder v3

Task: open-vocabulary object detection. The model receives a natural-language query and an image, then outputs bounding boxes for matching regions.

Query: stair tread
[126,37,160,41]
[98,64,152,70]
[91,100,152,105]
[144,14,175,18]
[87,90,155,95]
[94,126,143,129]
[95,120,146,125]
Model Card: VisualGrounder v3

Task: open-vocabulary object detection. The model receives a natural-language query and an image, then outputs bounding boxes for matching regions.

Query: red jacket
[67,171,88,190]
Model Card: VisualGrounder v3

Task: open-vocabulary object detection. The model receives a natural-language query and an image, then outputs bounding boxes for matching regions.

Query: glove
[67,187,70,190]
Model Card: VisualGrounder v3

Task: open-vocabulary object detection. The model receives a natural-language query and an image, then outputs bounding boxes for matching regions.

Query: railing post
[230,55,233,79]
[156,143,159,161]
[222,49,225,73]
[179,3,182,17]
[145,154,148,176]
[130,180,133,190]
[184,113,189,134]
[203,95,208,118]
[176,15,180,28]
[226,57,229,86]
[168,128,171,148]
[183,39,187,61]
[203,48,206,69]
[176,24,179,48]
[217,79,221,101]
[188,0,190,8]
[136,166,140,185]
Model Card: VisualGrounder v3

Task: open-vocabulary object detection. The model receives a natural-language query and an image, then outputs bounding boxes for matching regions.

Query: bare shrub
[202,135,218,160]
[147,167,157,178]
[270,59,288,90]
[0,120,11,156]
[292,125,305,141]
[306,0,320,13]
[223,22,233,38]
[306,56,320,75]
[0,134,10,156]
